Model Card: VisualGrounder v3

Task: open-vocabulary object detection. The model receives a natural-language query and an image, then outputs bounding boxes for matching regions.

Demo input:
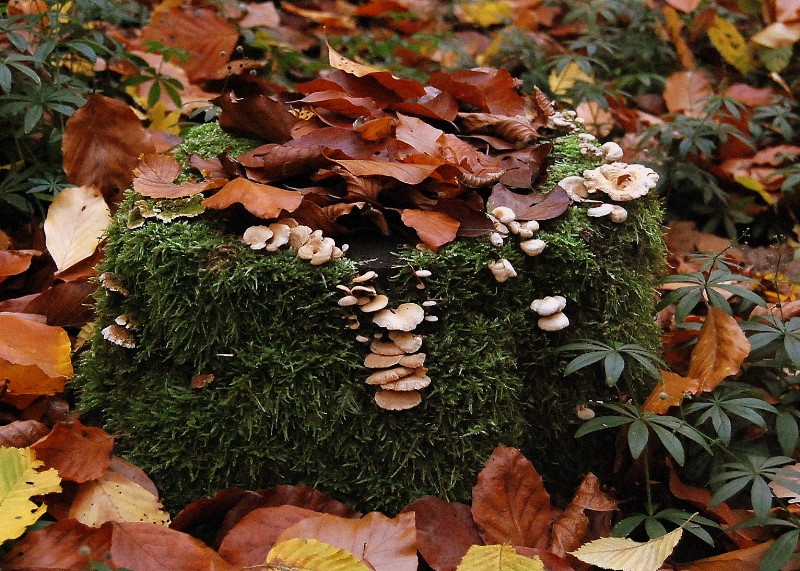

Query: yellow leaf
[0,446,62,543]
[707,15,756,74]
[68,471,171,527]
[734,174,776,205]
[265,538,372,571]
[457,0,512,28]
[569,527,683,571]
[456,545,545,571]
[147,101,182,135]
[548,62,593,98]
[43,186,111,271]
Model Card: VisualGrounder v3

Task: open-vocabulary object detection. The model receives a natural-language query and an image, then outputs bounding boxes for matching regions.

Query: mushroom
[558,176,590,202]
[364,353,403,368]
[381,369,431,391]
[576,405,596,420]
[360,295,389,313]
[489,232,505,247]
[297,234,336,265]
[399,353,426,368]
[338,295,359,307]
[509,220,539,239]
[101,324,136,348]
[519,239,547,256]
[242,225,273,249]
[600,141,624,162]
[582,162,659,201]
[366,366,415,385]
[372,303,425,331]
[370,339,406,356]
[610,205,628,223]
[491,206,516,224]
[388,331,424,353]
[288,225,313,249]
[530,295,567,316]
[353,270,378,283]
[414,269,432,278]
[538,312,570,331]
[374,389,422,410]
[265,223,292,251]
[99,272,129,296]
[488,259,517,282]
[587,203,615,218]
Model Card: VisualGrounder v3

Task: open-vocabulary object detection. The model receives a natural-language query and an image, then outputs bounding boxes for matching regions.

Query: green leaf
[0,65,11,93]
[575,415,633,438]
[604,351,625,386]
[627,420,649,459]
[23,105,43,133]
[650,424,685,465]
[750,477,774,518]
[709,475,750,507]
[563,351,608,376]
[776,411,799,456]
[760,529,800,571]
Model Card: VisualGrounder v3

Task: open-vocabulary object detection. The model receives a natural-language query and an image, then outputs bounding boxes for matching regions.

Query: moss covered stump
[77,124,665,513]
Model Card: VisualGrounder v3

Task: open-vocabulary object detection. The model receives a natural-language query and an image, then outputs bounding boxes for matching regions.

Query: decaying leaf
[455,544,544,571]
[662,71,712,117]
[0,250,39,283]
[401,209,460,249]
[31,420,113,483]
[0,446,61,543]
[673,540,772,570]
[44,186,111,272]
[265,538,371,570]
[133,154,209,199]
[69,471,170,527]
[569,526,683,571]
[687,306,751,392]
[707,15,755,75]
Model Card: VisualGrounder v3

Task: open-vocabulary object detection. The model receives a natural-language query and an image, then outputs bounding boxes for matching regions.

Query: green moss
[173,122,261,163]
[77,127,665,513]
[545,134,599,183]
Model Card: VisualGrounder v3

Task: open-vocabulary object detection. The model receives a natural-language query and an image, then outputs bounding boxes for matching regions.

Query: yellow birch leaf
[569,527,683,571]
[69,471,171,527]
[265,538,371,571]
[457,0,512,28]
[548,62,593,98]
[707,15,756,74]
[456,545,545,571]
[44,186,111,271]
[0,446,62,543]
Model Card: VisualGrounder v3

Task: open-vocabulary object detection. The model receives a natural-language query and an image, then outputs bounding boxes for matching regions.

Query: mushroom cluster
[487,206,547,283]
[242,218,347,265]
[101,314,139,348]
[530,295,569,331]
[578,134,624,163]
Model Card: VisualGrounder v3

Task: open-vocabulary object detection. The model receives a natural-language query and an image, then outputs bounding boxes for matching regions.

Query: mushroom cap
[530,295,567,316]
[558,176,590,201]
[364,352,403,368]
[351,285,377,296]
[491,206,516,224]
[353,270,378,283]
[242,225,273,249]
[387,331,424,353]
[374,389,422,410]
[587,203,615,218]
[600,141,624,162]
[359,294,389,312]
[99,272,129,296]
[399,353,426,368]
[365,366,415,385]
[288,225,313,249]
[576,405,596,420]
[265,223,292,251]
[370,339,406,356]
[519,238,547,256]
[101,324,136,348]
[338,295,359,307]
[489,232,505,247]
[297,236,335,265]
[582,162,659,201]
[372,303,425,331]
[488,259,517,282]
[610,205,628,223]
[381,369,431,391]
[538,311,570,331]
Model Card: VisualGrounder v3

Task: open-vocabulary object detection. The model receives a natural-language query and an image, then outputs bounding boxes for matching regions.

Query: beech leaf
[662,71,712,117]
[687,306,751,392]
[44,186,111,272]
[31,421,113,483]
[517,185,571,221]
[133,154,209,199]
[203,177,304,219]
[674,541,772,570]
[455,544,544,571]
[69,471,170,527]
[642,370,702,414]
[569,527,683,571]
[401,209,460,249]
[471,445,552,549]
[333,159,445,185]
[707,15,755,75]
[0,250,39,283]
[0,446,62,543]
[0,420,50,449]
[265,538,371,570]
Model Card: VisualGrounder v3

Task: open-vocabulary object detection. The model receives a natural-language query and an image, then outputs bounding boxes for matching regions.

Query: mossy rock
[77,124,665,513]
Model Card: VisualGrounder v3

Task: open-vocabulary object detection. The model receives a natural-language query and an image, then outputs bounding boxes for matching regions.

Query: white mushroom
[610,205,628,223]
[557,176,590,202]
[600,141,624,162]
[265,223,291,251]
[374,389,422,410]
[297,235,336,265]
[370,340,406,356]
[372,303,425,331]
[338,295,359,307]
[414,269,432,278]
[488,259,517,282]
[288,225,313,249]
[491,206,516,224]
[587,203,615,218]
[519,238,547,256]
[388,331,424,353]
[582,162,659,201]
[360,295,390,313]
[242,225,273,249]
[530,295,567,316]
[489,232,505,247]
[353,271,378,283]
[576,405,596,420]
[538,312,570,331]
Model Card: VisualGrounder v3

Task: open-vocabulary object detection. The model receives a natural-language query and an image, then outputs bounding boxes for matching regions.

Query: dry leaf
[687,306,751,392]
[549,503,589,558]
[665,0,701,12]
[517,186,571,221]
[0,250,38,283]
[133,154,208,199]
[569,527,682,571]
[0,420,50,449]
[69,471,170,527]
[674,540,772,570]
[265,538,371,570]
[662,71,712,117]
[751,22,800,48]
[401,209,460,249]
[642,370,702,413]
[455,544,544,571]
[203,177,304,219]
[31,421,113,483]
[44,186,111,272]
[707,15,755,74]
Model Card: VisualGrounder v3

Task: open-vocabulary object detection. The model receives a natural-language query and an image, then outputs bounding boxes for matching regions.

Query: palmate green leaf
[575,415,634,438]
[750,477,774,518]
[8,61,41,85]
[776,411,799,456]
[709,475,750,508]
[648,415,711,453]
[649,424,685,465]
[783,333,800,367]
[604,351,625,386]
[627,420,649,459]
[714,283,767,308]
[563,351,608,376]
[761,529,800,571]
[0,65,11,93]
[23,105,43,133]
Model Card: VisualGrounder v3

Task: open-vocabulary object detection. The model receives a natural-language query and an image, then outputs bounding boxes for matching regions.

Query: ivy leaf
[569,526,683,571]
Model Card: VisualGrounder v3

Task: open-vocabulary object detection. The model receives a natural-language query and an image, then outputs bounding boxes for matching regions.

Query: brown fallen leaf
[212,88,297,144]
[662,70,713,117]
[0,250,39,283]
[69,471,170,527]
[32,420,113,483]
[43,186,111,272]
[643,370,703,414]
[133,154,209,199]
[0,419,50,448]
[202,177,304,219]
[687,306,751,392]
[517,186,572,221]
[401,209,461,249]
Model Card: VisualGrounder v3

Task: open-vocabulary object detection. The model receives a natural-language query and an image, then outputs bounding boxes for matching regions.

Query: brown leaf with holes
[133,154,208,199]
[203,177,303,219]
[401,496,483,571]
[471,445,552,549]
[688,306,751,392]
[32,420,113,483]
[62,94,155,202]
[401,209,460,249]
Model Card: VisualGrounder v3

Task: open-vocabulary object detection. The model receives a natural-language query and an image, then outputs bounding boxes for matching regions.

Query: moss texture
[77,124,665,513]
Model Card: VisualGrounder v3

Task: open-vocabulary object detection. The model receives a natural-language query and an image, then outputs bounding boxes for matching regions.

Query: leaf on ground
[751,22,800,49]
[455,544,544,571]
[44,186,111,272]
[32,421,113,483]
[219,505,322,566]
[569,527,682,571]
[471,445,553,549]
[0,313,72,396]
[548,61,593,97]
[401,209,460,249]
[428,68,525,116]
[0,250,39,283]
[108,455,160,499]
[0,420,49,448]
[436,198,495,238]
[402,496,483,571]
[1,518,112,569]
[662,71,712,117]
[202,177,304,219]
[455,0,512,27]
[22,281,97,327]
[549,504,588,558]
[687,306,751,392]
[642,370,702,413]
[212,86,297,144]
[332,158,449,185]
[517,185,571,221]
[707,15,755,74]
[769,463,800,502]
[265,537,371,570]
[396,113,444,156]
[69,471,170,527]
[569,473,617,512]
[391,86,459,122]
[674,540,772,570]
[236,144,328,181]
[327,43,425,99]
[0,447,61,543]
[665,0,701,12]
[133,154,209,199]
[62,94,155,200]
[277,511,417,571]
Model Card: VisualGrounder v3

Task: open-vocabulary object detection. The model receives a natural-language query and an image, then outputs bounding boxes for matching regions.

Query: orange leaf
[0,313,72,395]
[277,511,417,571]
[0,420,50,448]
[662,70,713,117]
[570,473,617,512]
[62,94,155,201]
[471,445,553,549]
[675,540,772,570]
[0,250,38,283]
[1,518,113,570]
[213,88,297,144]
[327,43,425,99]
[550,503,588,558]
[218,505,322,567]
[687,306,751,392]
[133,154,208,199]
[202,177,303,219]
[332,158,445,184]
[643,370,702,413]
[32,421,113,483]
[401,209,460,249]
[401,496,483,571]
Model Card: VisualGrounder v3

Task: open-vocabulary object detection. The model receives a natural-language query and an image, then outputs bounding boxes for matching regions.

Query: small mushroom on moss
[519,239,547,256]
[587,203,615,218]
[382,368,431,391]
[288,225,313,249]
[610,205,628,223]
[538,312,570,331]
[364,352,403,368]
[399,353,426,368]
[488,259,517,282]
[576,405,596,420]
[297,234,336,265]
[101,324,136,348]
[373,303,426,331]
[360,295,389,313]
[582,162,659,201]
[374,389,422,410]
[491,206,516,224]
[414,269,432,278]
[265,223,292,251]
[338,295,359,307]
[370,339,406,356]
[366,366,415,385]
[99,272,129,296]
[509,220,539,239]
[558,176,590,202]
[489,232,504,248]
[242,225,273,249]
[600,141,624,162]
[530,295,567,316]
[388,331,424,353]
[353,270,378,283]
